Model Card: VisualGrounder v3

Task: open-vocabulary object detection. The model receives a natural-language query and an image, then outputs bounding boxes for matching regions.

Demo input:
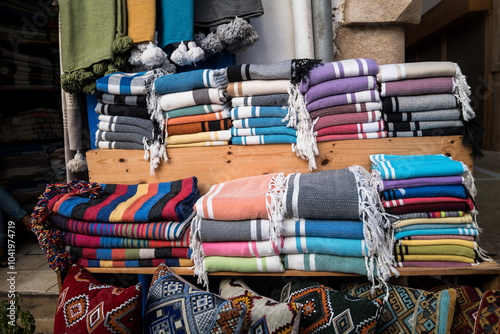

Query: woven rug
[78,257,193,268]
[63,230,190,248]
[51,213,192,240]
[66,245,191,260]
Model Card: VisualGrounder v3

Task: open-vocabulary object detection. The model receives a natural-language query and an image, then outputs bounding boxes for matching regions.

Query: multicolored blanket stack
[226,60,320,170]
[31,178,200,272]
[300,58,387,142]
[0,47,56,89]
[149,69,231,148]
[94,70,167,174]
[191,173,288,287]
[370,154,491,268]
[281,167,396,287]
[377,61,474,138]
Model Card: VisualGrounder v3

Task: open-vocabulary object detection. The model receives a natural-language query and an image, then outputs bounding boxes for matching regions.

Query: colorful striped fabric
[313,110,382,131]
[315,120,384,136]
[309,102,382,119]
[304,75,377,104]
[226,80,289,97]
[394,254,475,263]
[201,239,282,257]
[231,135,297,145]
[203,255,284,273]
[165,130,231,145]
[385,202,474,215]
[306,89,380,112]
[382,196,474,209]
[195,218,271,242]
[394,228,479,240]
[66,246,192,260]
[167,118,232,136]
[316,131,387,142]
[396,261,472,268]
[385,120,463,132]
[377,175,465,191]
[300,58,379,92]
[49,178,200,222]
[165,141,228,148]
[282,236,368,257]
[231,126,297,137]
[283,253,370,275]
[394,244,476,259]
[78,257,193,268]
[159,88,227,111]
[395,223,475,233]
[96,70,158,95]
[165,110,230,125]
[380,185,468,200]
[281,218,364,239]
[51,213,192,240]
[153,69,227,94]
[63,230,191,248]
[377,62,458,82]
[163,104,225,119]
[96,91,147,106]
[402,235,474,241]
[230,106,289,119]
[395,214,473,228]
[231,117,288,129]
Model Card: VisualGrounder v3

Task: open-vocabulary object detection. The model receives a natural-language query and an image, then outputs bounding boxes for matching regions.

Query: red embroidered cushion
[54,264,142,334]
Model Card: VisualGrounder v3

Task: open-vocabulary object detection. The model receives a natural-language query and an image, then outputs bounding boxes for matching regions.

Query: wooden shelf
[87,136,472,195]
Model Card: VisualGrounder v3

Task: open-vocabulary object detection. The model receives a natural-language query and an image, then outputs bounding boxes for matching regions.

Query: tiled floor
[0,150,499,334]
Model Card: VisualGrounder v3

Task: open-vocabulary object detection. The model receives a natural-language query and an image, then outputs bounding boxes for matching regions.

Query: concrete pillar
[334,0,423,64]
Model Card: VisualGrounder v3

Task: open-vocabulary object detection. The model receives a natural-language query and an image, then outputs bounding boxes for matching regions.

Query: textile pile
[0,47,57,89]
[31,178,200,272]
[300,58,387,142]
[152,69,231,149]
[377,61,483,157]
[281,167,396,288]
[94,70,168,174]
[0,108,63,142]
[226,59,320,170]
[370,153,491,268]
[190,167,397,288]
[190,173,287,287]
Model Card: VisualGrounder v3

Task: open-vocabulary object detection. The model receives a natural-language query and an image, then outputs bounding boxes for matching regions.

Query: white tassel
[454,63,475,121]
[266,172,287,245]
[67,150,88,173]
[141,42,168,67]
[461,163,477,199]
[187,41,205,64]
[170,41,191,66]
[189,216,210,289]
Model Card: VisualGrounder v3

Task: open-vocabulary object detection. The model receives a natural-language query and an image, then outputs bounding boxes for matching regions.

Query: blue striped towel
[96,70,160,95]
[154,69,227,95]
[230,106,289,119]
[231,134,297,145]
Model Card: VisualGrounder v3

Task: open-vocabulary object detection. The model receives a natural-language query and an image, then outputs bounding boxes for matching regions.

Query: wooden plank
[85,261,500,277]
[87,136,472,195]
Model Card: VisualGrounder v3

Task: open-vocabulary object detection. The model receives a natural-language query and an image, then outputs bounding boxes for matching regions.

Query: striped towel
[316,132,387,143]
[231,134,297,145]
[203,255,284,273]
[282,218,364,239]
[154,69,227,94]
[165,130,231,145]
[300,58,379,92]
[315,120,385,136]
[306,89,380,112]
[231,94,289,107]
[380,77,455,97]
[96,91,147,106]
[167,119,232,136]
[226,80,289,97]
[165,110,230,126]
[194,218,271,242]
[78,257,193,268]
[282,236,368,257]
[309,101,382,119]
[200,239,282,257]
[387,127,463,138]
[304,76,378,104]
[96,70,162,95]
[385,120,463,132]
[159,87,227,111]
[95,102,150,119]
[164,104,225,119]
[381,185,468,200]
[96,141,144,150]
[314,110,382,131]
[230,106,289,119]
[284,254,370,275]
[231,126,297,137]
[232,117,288,129]
[382,94,457,112]
[383,109,462,122]
[165,141,228,148]
[377,175,465,191]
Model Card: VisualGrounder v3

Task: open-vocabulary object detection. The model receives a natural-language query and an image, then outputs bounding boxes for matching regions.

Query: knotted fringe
[475,242,493,262]
[349,165,399,292]
[266,172,287,246]
[31,180,103,272]
[286,81,318,171]
[213,68,228,89]
[145,69,169,174]
[291,58,322,84]
[189,215,210,289]
[454,63,475,121]
[461,162,477,199]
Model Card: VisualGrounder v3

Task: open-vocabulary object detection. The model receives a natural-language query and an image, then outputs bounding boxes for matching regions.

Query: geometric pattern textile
[219,277,302,333]
[144,264,246,334]
[474,290,500,334]
[281,280,382,334]
[54,264,142,334]
[341,281,456,334]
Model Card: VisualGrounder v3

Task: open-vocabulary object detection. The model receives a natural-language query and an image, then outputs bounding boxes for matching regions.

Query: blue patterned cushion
[144,264,246,334]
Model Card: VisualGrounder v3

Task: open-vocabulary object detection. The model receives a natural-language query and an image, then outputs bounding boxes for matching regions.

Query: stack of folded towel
[377,61,474,138]
[300,58,386,142]
[151,69,231,148]
[370,153,490,268]
[32,178,200,271]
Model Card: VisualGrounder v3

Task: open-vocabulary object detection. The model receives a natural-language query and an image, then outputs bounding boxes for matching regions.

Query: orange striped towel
[165,110,230,126]
[167,118,232,136]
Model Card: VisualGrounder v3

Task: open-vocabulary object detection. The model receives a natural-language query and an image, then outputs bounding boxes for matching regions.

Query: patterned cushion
[474,289,500,333]
[54,264,142,334]
[143,264,246,334]
[280,280,383,334]
[341,281,457,334]
[219,277,302,333]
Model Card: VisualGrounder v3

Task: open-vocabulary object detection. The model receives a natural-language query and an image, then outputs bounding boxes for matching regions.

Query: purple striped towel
[309,102,382,119]
[300,58,379,92]
[304,76,377,104]
[380,77,455,97]
[306,89,380,112]
[314,110,382,131]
